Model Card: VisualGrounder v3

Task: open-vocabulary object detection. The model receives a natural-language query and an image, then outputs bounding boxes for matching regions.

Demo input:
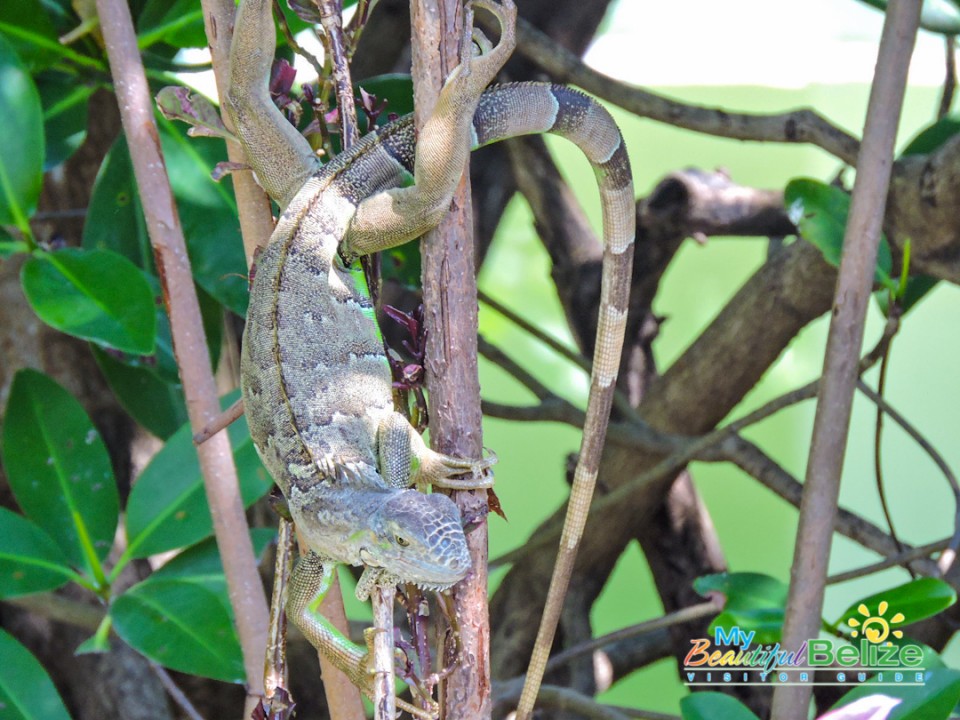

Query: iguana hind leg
[377,412,496,491]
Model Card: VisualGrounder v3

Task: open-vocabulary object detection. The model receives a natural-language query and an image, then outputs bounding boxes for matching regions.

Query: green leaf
[37,72,91,170]
[830,668,960,720]
[900,116,960,156]
[137,0,207,49]
[694,572,788,611]
[0,0,60,70]
[784,178,895,291]
[0,33,44,231]
[146,528,275,600]
[357,74,414,125]
[855,0,960,35]
[111,579,244,682]
[681,693,761,720]
[709,608,784,645]
[92,346,187,440]
[21,248,157,355]
[0,629,72,720]
[1,369,118,577]
[123,391,272,560]
[834,578,956,634]
[83,124,249,315]
[0,507,75,599]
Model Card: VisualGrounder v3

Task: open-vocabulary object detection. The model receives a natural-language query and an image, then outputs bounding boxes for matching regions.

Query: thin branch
[274,0,324,78]
[940,35,957,118]
[856,380,960,572]
[93,1,270,715]
[542,600,721,676]
[148,661,207,720]
[486,14,861,165]
[773,7,923,705]
[827,538,951,584]
[722,437,941,577]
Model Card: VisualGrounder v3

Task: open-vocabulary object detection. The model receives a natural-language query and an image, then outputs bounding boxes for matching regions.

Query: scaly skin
[226,0,636,713]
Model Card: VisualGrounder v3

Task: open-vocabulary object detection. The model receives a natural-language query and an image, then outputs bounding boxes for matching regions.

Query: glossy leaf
[0,629,72,720]
[92,346,187,440]
[0,507,74,599]
[37,72,91,170]
[830,668,960,720]
[83,124,249,314]
[694,572,788,611]
[21,248,157,355]
[111,579,244,682]
[785,178,895,291]
[123,392,272,559]
[137,0,207,49]
[681,693,761,720]
[0,33,44,230]
[147,528,275,600]
[834,578,956,632]
[1,370,118,575]
[0,0,59,70]
[900,116,960,156]
[708,608,784,645]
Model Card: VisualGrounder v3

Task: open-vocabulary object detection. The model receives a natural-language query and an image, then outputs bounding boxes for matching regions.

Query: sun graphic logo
[847,601,906,645]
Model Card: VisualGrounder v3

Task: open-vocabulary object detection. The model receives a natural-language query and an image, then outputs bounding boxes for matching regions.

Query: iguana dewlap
[226,0,635,711]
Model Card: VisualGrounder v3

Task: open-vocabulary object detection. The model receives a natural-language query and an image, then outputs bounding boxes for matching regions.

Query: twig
[542,600,721,676]
[484,14,861,165]
[856,380,960,572]
[274,0,324,78]
[317,0,360,147]
[264,519,294,700]
[149,661,207,720]
[93,1,271,716]
[940,35,957,118]
[827,538,951,584]
[772,5,922,713]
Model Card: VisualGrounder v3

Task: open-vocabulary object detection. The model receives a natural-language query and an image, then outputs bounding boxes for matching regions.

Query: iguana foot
[378,412,497,490]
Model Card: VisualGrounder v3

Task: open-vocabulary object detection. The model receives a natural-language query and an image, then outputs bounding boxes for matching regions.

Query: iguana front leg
[342,0,517,256]
[377,412,496,491]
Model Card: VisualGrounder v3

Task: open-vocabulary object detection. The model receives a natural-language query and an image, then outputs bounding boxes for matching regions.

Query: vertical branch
[771,2,921,718]
[371,586,397,720]
[93,0,271,716]
[410,0,491,717]
[197,0,276,260]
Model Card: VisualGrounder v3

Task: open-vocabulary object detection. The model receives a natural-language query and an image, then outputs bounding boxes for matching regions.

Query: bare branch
[486,15,861,165]
[93,1,270,714]
[828,538,951,584]
[774,5,922,710]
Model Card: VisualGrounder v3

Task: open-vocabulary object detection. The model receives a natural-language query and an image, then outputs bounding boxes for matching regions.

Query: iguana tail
[472,83,636,720]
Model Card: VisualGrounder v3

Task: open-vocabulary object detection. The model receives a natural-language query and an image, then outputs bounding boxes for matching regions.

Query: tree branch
[484,14,862,165]
[93,0,270,713]
[773,5,921,714]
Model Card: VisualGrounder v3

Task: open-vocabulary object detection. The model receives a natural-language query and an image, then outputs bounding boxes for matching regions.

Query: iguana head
[359,489,471,590]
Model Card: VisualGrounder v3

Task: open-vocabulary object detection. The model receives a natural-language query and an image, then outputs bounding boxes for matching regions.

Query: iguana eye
[395,535,410,547]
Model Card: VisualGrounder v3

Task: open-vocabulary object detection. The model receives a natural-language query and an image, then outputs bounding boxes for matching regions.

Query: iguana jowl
[226,0,636,713]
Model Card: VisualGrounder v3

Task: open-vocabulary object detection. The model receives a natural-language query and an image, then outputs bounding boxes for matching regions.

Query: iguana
[225,0,636,715]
